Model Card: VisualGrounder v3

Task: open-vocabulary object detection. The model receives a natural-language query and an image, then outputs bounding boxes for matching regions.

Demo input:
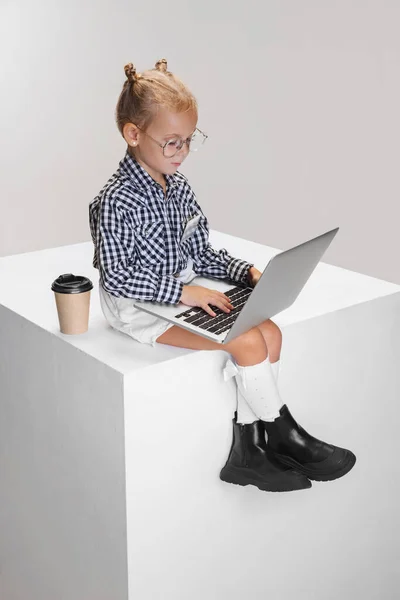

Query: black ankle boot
[263,404,357,482]
[219,411,312,492]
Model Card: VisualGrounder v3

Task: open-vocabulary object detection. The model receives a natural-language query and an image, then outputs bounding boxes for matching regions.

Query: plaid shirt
[89,151,254,304]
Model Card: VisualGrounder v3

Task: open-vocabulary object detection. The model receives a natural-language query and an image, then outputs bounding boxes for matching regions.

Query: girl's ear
[123,123,140,147]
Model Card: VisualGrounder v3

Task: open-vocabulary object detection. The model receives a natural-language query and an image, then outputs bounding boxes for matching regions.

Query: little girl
[89,58,356,493]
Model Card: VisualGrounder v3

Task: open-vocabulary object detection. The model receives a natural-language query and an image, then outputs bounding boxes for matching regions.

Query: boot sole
[269,450,357,482]
[219,466,312,492]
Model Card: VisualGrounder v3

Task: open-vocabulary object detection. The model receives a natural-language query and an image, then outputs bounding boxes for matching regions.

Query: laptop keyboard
[175,285,253,335]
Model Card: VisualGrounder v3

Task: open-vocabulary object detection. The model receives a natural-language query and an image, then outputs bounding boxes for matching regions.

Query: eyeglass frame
[134,125,208,157]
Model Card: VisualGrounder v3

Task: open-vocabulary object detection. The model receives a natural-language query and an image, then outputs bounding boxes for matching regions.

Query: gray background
[1,0,399,284]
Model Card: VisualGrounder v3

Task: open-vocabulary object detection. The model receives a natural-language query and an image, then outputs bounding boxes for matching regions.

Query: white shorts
[98,258,198,347]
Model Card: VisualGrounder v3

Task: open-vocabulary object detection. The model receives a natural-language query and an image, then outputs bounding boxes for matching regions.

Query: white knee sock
[270,359,280,383]
[236,384,259,424]
[223,357,258,424]
[223,356,284,423]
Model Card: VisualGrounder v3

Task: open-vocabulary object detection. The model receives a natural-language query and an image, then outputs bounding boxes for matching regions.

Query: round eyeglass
[135,126,208,158]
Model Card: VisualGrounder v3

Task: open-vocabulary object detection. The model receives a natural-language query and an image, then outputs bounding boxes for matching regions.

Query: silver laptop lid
[223,227,339,343]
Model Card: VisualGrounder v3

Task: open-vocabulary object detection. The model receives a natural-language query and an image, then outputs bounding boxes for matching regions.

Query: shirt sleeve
[98,196,183,304]
[185,187,254,284]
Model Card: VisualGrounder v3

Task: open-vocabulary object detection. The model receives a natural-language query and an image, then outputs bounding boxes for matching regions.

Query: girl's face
[125,107,198,184]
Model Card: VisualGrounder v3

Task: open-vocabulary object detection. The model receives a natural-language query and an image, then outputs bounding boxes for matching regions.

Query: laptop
[134,227,339,344]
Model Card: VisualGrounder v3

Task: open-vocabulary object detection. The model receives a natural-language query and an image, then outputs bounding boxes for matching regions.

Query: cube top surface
[0,230,398,375]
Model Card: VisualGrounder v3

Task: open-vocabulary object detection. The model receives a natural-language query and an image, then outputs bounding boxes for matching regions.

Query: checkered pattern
[89,151,254,304]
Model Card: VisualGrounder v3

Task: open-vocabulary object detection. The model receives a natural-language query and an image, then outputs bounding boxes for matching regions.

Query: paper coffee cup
[51,273,93,335]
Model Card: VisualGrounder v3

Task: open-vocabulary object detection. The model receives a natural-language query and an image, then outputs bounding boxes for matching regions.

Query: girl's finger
[211,293,233,308]
[213,300,231,313]
[203,303,216,317]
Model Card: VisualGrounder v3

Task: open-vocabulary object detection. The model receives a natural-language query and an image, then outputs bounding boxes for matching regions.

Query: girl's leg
[156,321,312,492]
[255,319,282,364]
[255,319,283,382]
[156,322,269,367]
[156,317,283,364]
[157,320,356,482]
[156,322,284,422]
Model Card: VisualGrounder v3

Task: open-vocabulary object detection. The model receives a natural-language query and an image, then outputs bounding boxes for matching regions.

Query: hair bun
[124,63,140,83]
[155,58,168,72]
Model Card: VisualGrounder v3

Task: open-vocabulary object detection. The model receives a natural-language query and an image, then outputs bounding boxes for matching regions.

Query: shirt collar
[119,150,177,190]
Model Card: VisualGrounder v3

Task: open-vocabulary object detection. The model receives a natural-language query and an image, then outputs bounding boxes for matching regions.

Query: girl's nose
[176,144,189,160]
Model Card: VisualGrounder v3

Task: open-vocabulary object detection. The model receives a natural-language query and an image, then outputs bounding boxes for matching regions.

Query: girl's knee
[227,326,267,353]
[272,320,283,342]
[262,318,282,337]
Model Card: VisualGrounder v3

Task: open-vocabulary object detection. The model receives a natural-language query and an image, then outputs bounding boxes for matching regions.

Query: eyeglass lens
[163,130,205,157]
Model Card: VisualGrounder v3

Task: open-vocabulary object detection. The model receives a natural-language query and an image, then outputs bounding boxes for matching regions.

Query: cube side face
[122,292,400,600]
[0,305,129,600]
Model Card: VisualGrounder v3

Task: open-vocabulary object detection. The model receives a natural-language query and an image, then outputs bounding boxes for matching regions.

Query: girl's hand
[180,285,234,317]
[247,266,262,287]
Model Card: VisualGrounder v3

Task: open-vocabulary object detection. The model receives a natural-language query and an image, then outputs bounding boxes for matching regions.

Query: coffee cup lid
[51,273,93,294]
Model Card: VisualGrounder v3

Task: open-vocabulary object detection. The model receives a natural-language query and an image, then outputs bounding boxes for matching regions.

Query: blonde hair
[115,58,198,142]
